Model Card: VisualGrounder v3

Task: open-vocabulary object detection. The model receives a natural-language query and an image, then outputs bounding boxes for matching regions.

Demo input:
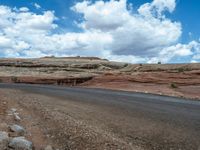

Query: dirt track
[0,84,200,150]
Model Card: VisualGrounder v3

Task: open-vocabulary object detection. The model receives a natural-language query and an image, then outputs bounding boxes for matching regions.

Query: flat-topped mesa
[0,57,200,89]
[41,56,108,61]
[0,57,127,69]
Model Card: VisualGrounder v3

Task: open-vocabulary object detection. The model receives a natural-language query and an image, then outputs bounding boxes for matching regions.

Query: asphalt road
[0,83,200,150]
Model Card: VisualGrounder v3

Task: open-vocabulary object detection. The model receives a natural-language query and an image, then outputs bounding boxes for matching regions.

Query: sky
[0,0,200,63]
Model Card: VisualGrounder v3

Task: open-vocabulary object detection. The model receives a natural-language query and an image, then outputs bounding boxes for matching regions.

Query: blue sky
[0,0,200,63]
[0,0,199,42]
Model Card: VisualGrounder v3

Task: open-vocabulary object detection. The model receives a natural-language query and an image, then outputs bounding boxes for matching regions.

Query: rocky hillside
[0,57,128,85]
[0,57,200,99]
[0,57,200,85]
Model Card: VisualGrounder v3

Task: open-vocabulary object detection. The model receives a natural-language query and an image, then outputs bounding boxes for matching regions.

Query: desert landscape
[0,57,200,99]
[0,84,200,150]
[1,0,200,149]
[1,57,200,150]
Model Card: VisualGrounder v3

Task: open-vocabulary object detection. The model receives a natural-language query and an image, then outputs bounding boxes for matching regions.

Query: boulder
[9,137,33,150]
[9,124,25,136]
[0,131,9,150]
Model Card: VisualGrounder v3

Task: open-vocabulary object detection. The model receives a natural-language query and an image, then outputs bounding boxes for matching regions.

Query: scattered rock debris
[0,104,55,150]
[0,89,134,150]
[0,107,33,150]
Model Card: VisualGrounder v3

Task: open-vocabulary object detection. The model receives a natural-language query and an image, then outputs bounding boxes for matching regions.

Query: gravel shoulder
[0,88,139,150]
[0,84,200,150]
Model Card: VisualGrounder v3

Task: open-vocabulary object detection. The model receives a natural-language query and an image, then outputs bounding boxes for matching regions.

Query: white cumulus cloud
[0,0,199,63]
[138,0,176,18]
[72,0,182,57]
[19,7,29,12]
[148,41,200,63]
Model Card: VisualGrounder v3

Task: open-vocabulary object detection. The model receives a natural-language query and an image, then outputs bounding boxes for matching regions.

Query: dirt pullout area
[0,57,200,99]
[0,88,141,150]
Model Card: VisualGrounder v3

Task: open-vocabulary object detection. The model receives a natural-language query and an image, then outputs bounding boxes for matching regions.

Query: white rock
[45,145,53,150]
[0,131,9,150]
[9,124,25,136]
[9,137,33,150]
[11,108,17,113]
[14,113,21,121]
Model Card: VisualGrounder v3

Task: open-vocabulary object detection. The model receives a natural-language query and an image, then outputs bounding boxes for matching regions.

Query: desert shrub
[183,67,191,71]
[170,83,178,88]
[157,61,161,64]
[11,76,18,83]
[123,63,129,67]
[177,68,184,73]
[156,68,163,71]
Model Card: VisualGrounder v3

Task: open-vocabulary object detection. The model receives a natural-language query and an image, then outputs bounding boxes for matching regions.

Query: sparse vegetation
[123,63,129,67]
[170,83,178,88]
[177,67,192,73]
[11,76,19,83]
[177,68,185,73]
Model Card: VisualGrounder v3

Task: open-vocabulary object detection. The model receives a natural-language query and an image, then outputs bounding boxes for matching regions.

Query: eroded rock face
[0,57,128,85]
[0,131,9,150]
[9,137,33,150]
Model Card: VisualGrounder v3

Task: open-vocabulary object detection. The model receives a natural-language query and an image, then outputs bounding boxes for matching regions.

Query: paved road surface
[0,83,200,150]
